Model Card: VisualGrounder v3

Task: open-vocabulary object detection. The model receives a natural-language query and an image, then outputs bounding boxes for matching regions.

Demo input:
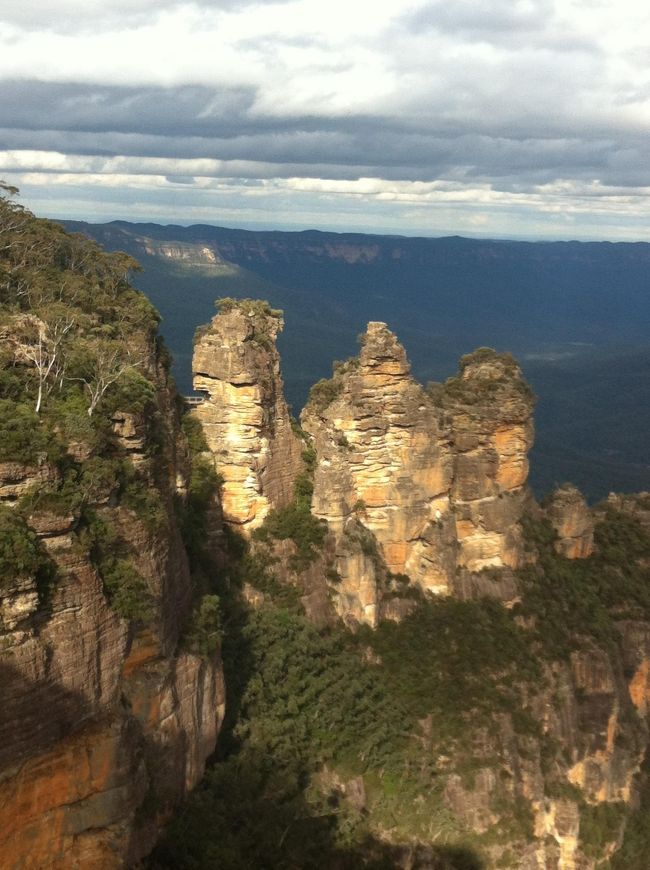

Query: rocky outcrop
[547,485,594,559]
[301,326,535,625]
[446,349,535,574]
[191,301,303,533]
[0,459,58,504]
[301,323,456,624]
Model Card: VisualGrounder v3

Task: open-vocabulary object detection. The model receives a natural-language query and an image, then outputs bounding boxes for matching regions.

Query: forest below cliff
[2,190,650,870]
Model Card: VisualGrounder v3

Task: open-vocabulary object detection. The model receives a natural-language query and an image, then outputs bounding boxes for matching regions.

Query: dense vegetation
[0,184,210,630]
[516,508,650,656]
[150,492,650,868]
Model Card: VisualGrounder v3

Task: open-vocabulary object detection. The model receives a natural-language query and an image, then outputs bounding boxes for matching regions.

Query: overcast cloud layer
[1,0,650,239]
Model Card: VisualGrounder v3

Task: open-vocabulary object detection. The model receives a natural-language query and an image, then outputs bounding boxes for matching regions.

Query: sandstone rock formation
[0,359,225,868]
[546,484,595,559]
[446,348,535,573]
[301,325,535,626]
[191,300,303,533]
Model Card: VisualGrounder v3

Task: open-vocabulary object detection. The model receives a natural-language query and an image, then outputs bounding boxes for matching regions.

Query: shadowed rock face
[447,350,535,574]
[301,324,536,626]
[192,305,303,533]
[0,357,225,868]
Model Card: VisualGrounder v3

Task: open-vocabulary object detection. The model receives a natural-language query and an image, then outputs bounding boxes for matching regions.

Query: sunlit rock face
[192,304,303,533]
[301,323,456,624]
[445,350,535,573]
[301,326,535,626]
[547,484,595,559]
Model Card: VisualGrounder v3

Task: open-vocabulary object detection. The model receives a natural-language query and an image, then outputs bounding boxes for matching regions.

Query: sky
[1,0,650,240]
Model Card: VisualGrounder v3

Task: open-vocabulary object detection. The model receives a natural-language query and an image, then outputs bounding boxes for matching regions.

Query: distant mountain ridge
[63,219,650,499]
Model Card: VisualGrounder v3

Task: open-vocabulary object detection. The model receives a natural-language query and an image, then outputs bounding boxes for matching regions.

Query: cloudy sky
[1,0,650,239]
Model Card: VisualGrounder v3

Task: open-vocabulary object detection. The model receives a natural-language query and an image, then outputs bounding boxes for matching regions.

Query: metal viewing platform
[183,394,208,407]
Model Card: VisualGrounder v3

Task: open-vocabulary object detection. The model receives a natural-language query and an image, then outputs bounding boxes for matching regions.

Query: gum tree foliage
[0,184,167,623]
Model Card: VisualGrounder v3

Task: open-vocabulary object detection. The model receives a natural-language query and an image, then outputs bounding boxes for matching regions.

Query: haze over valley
[66,218,650,500]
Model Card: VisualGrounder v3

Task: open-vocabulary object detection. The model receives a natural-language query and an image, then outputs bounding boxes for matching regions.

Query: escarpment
[0,197,225,868]
[4,187,650,870]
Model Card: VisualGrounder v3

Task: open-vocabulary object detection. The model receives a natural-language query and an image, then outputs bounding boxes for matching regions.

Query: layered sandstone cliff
[547,484,595,559]
[0,348,225,869]
[300,325,537,626]
[191,300,303,533]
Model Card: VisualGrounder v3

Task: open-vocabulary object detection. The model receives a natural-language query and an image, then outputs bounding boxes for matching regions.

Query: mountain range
[63,220,650,500]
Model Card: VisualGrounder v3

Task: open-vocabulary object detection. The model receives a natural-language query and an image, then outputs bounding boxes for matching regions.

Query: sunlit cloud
[2,0,650,238]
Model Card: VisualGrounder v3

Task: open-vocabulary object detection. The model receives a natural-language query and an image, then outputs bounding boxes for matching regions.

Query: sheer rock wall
[0,362,225,868]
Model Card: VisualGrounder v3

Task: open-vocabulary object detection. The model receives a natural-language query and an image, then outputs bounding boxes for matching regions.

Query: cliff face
[547,484,595,559]
[191,301,303,533]
[0,197,225,868]
[300,325,536,626]
[0,366,225,870]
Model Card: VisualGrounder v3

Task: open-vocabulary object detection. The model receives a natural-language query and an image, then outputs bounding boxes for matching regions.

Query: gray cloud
[0,79,646,192]
[2,0,649,239]
[0,0,290,32]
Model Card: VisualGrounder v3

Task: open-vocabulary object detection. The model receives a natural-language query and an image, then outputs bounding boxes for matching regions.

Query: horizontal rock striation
[0,354,225,868]
[301,325,537,626]
[191,302,303,533]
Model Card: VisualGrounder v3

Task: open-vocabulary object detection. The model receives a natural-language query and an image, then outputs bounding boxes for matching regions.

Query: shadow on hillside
[0,659,97,772]
[148,745,484,869]
[148,580,485,870]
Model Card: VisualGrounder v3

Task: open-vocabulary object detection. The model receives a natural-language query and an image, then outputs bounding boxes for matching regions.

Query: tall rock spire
[191,300,303,533]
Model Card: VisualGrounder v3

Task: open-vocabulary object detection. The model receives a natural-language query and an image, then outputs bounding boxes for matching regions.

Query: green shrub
[184,594,222,657]
[181,413,209,455]
[0,399,56,463]
[0,507,46,584]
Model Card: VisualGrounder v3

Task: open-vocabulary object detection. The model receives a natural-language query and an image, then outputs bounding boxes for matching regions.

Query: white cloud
[2,0,650,238]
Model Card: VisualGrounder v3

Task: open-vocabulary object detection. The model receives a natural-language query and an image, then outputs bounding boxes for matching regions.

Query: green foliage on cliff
[517,507,650,657]
[0,186,185,626]
[0,185,159,422]
[216,297,283,319]
[81,509,153,622]
[430,346,535,409]
[0,400,58,463]
[184,594,223,657]
[252,446,327,570]
[305,356,359,414]
[579,801,626,861]
[610,757,650,868]
[0,507,50,586]
[364,598,541,737]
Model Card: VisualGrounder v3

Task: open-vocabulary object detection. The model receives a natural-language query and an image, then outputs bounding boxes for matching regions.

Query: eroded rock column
[192,302,303,533]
